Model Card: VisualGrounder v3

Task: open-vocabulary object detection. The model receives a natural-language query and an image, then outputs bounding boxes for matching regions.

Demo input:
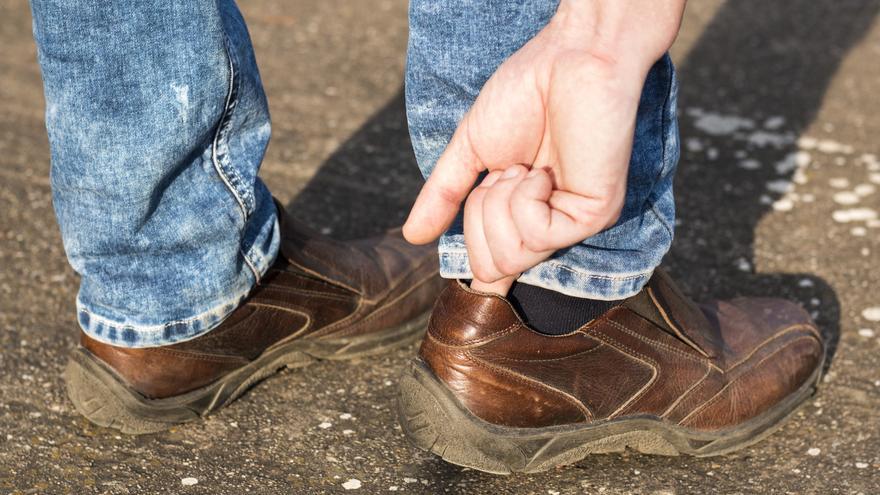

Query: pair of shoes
[65,204,445,434]
[64,208,824,474]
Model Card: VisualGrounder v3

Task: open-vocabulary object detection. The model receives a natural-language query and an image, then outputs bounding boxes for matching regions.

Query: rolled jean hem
[438,250,654,301]
[76,217,280,349]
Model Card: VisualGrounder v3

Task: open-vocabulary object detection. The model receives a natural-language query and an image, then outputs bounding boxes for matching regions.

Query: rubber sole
[65,311,430,435]
[397,358,823,474]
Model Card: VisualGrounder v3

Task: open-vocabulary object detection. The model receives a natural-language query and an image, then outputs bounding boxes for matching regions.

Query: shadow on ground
[288,0,876,388]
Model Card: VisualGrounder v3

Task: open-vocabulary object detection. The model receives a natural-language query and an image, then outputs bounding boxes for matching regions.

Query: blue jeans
[30,0,677,348]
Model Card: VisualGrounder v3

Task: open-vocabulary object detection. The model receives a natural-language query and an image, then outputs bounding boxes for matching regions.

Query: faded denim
[406,0,679,300]
[30,0,279,347]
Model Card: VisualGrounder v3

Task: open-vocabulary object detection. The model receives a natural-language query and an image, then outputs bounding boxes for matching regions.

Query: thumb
[403,116,485,244]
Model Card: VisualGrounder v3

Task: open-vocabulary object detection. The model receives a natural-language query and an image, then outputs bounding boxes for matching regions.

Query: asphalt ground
[1,0,878,493]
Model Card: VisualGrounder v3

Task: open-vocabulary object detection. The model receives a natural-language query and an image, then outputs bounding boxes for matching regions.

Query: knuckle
[521,234,552,252]
[470,263,496,283]
[493,256,521,276]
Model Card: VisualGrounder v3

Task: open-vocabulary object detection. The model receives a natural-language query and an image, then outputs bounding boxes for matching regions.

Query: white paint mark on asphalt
[854,184,876,196]
[766,180,793,194]
[685,138,703,152]
[807,448,821,456]
[342,479,362,490]
[747,131,794,147]
[863,307,880,321]
[688,109,755,135]
[181,478,198,486]
[773,198,794,212]
[707,148,719,160]
[830,177,850,189]
[833,191,860,205]
[816,139,854,154]
[739,159,761,170]
[764,116,785,129]
[833,208,877,223]
[798,136,818,149]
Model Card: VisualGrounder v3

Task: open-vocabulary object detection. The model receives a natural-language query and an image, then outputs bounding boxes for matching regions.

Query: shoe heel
[64,349,199,434]
[397,360,525,475]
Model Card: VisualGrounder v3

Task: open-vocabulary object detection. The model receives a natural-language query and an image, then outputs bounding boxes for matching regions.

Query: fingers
[482,165,553,275]
[510,168,624,252]
[463,171,504,283]
[403,116,484,245]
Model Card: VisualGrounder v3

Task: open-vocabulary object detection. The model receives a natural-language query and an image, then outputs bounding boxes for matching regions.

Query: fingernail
[481,171,502,187]
[502,166,522,179]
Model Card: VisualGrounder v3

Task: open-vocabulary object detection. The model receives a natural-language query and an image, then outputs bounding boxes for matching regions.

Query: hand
[402,1,685,292]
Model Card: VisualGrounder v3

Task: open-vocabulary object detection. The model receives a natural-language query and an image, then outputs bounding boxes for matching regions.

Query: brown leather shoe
[65,206,443,434]
[398,270,825,474]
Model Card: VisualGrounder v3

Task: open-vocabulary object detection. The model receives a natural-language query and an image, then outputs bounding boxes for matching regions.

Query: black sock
[507,282,622,335]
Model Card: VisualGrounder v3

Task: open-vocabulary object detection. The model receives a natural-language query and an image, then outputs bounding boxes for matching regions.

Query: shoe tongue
[624,269,723,358]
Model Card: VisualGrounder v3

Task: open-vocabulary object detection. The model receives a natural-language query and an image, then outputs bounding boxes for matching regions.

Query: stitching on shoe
[607,319,708,365]
[319,275,436,337]
[723,323,819,372]
[465,351,593,421]
[678,336,817,427]
[661,363,713,419]
[313,273,437,337]
[152,347,248,364]
[257,285,353,303]
[586,332,659,419]
[646,287,711,358]
[425,322,520,349]
[487,342,605,363]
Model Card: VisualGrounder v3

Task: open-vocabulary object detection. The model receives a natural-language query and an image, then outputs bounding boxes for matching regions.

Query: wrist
[548,0,683,77]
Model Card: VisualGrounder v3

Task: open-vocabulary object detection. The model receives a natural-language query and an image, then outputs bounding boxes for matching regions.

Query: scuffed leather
[83,205,444,399]
[419,274,824,431]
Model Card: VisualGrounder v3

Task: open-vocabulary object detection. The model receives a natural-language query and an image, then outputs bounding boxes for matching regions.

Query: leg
[405,0,678,302]
[31,0,278,347]
[399,0,824,473]
[30,0,444,432]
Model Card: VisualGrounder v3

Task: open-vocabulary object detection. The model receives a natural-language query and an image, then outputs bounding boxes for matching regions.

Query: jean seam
[211,33,246,218]
[649,203,674,239]
[640,54,676,242]
[658,54,674,183]
[211,29,261,281]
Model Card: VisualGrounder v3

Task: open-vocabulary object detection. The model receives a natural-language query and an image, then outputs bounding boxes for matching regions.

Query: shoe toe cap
[683,298,824,431]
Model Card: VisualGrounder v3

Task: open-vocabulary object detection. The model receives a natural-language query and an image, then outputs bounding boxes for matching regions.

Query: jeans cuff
[77,214,280,348]
[438,249,654,301]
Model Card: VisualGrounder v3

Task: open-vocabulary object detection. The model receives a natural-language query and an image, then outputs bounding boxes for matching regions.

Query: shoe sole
[65,311,430,434]
[397,356,824,474]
